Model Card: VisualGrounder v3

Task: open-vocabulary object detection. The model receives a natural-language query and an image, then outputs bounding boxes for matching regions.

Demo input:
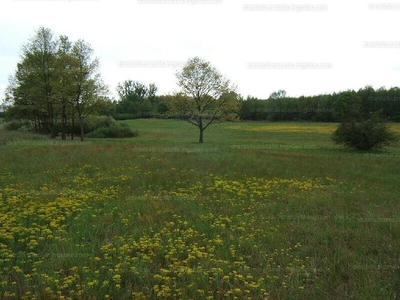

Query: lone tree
[172,57,239,143]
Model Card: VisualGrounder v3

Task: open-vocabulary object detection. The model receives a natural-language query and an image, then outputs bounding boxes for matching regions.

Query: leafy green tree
[115,80,157,117]
[56,35,76,140]
[11,27,59,137]
[172,57,238,143]
[148,83,158,104]
[5,27,110,140]
[269,89,287,99]
[333,90,362,121]
[70,39,110,141]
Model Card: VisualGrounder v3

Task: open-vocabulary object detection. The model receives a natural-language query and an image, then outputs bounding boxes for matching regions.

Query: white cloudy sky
[1,0,400,102]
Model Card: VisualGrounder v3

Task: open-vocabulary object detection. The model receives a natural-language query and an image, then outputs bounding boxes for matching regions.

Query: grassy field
[1,119,400,299]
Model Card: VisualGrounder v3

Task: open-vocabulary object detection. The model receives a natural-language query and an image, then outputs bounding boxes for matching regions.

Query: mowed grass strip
[0,120,400,299]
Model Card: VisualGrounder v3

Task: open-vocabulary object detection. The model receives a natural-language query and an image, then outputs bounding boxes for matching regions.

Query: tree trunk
[71,114,74,140]
[199,128,204,143]
[198,117,204,143]
[61,105,67,140]
[47,100,56,139]
[49,120,56,139]
[79,117,85,142]
[33,117,38,133]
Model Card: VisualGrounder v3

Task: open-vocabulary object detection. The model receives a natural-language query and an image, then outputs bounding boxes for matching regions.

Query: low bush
[4,120,33,131]
[332,112,398,151]
[86,122,138,138]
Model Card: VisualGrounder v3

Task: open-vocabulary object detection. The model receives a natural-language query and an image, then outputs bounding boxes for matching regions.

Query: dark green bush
[112,113,138,120]
[5,120,32,131]
[87,122,138,138]
[332,112,398,151]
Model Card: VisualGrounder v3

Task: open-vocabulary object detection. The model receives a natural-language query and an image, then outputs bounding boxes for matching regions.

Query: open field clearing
[1,120,400,299]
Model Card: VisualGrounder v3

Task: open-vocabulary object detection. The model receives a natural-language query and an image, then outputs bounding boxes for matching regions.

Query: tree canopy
[171,56,239,143]
[5,27,110,140]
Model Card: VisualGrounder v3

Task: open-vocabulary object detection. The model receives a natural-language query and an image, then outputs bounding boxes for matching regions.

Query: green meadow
[1,119,400,299]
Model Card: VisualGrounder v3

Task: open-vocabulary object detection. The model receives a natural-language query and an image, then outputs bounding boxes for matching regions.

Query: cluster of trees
[112,80,158,119]
[239,87,400,122]
[4,27,110,141]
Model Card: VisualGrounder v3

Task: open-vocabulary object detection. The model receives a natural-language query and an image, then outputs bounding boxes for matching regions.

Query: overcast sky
[1,0,400,102]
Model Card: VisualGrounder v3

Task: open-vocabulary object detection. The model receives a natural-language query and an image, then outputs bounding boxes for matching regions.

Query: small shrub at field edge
[332,113,398,151]
[4,120,33,131]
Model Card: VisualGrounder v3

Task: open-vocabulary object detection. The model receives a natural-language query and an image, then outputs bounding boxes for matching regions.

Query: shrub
[112,113,138,120]
[87,122,138,138]
[5,120,32,131]
[332,112,398,151]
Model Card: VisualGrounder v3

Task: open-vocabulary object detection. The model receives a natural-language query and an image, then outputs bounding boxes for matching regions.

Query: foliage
[333,90,362,121]
[171,57,239,143]
[4,27,110,141]
[4,120,32,131]
[332,112,398,151]
[113,80,157,119]
[238,86,400,122]
[86,121,138,138]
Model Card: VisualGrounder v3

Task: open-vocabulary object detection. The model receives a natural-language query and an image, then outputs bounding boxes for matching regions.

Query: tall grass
[1,120,400,299]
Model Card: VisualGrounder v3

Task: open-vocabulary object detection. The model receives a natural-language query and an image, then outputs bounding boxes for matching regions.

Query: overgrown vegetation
[4,116,137,139]
[3,27,110,141]
[1,120,400,299]
[87,122,138,138]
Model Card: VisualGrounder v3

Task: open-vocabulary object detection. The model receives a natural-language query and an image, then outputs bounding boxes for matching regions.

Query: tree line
[110,85,400,124]
[238,87,400,122]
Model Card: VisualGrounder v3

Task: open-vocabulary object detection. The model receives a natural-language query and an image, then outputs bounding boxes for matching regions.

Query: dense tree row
[4,27,110,140]
[238,87,400,122]
[109,85,400,123]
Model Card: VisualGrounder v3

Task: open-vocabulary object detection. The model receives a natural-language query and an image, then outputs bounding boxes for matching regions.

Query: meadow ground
[1,119,400,299]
